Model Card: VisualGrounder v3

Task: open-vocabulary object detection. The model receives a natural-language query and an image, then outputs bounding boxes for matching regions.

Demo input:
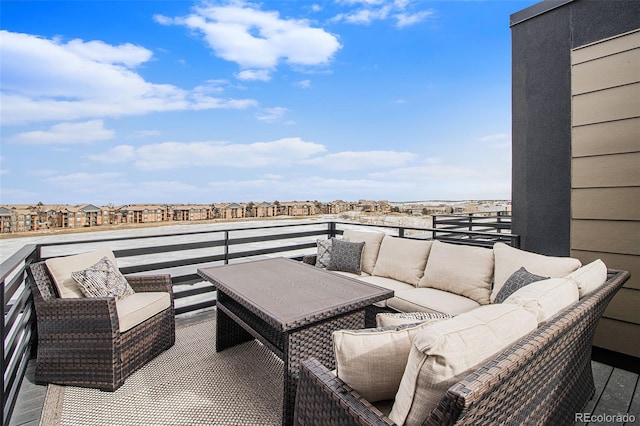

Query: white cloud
[303,150,417,170]
[0,31,257,124]
[236,69,272,81]
[370,158,477,180]
[10,120,115,144]
[256,107,288,123]
[89,137,326,170]
[294,80,311,89]
[332,0,432,27]
[158,2,341,72]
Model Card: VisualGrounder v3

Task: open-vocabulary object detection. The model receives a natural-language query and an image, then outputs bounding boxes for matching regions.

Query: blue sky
[1,0,538,205]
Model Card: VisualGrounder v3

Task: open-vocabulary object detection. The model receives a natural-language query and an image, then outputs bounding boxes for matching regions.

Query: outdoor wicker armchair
[27,260,176,391]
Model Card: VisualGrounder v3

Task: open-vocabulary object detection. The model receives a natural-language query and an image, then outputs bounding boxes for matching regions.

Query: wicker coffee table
[197,257,393,426]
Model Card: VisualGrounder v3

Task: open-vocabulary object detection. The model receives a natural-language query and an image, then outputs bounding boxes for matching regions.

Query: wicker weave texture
[293,269,630,426]
[28,261,176,391]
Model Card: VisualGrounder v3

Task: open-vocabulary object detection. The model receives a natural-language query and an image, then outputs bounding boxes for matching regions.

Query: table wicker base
[216,292,366,426]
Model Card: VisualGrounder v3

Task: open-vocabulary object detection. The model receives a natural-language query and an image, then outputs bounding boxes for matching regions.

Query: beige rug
[40,317,283,426]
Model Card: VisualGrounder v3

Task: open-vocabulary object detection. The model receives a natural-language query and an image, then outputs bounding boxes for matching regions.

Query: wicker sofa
[27,248,175,391]
[293,268,630,425]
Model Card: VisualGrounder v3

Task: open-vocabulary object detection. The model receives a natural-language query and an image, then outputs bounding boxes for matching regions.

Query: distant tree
[422,208,429,215]
[246,202,255,217]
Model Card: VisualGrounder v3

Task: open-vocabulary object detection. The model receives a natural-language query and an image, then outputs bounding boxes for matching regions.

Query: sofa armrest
[294,358,395,426]
[302,254,317,265]
[125,274,173,294]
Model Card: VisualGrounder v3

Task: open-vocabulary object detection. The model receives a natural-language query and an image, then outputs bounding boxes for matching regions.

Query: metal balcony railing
[1,219,518,424]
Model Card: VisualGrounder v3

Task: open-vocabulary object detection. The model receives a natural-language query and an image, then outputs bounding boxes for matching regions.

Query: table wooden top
[198,257,393,330]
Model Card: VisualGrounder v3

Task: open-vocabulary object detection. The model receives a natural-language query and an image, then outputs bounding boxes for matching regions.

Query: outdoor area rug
[39,317,283,426]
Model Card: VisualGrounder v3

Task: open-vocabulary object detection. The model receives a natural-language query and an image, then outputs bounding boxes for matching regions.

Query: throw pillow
[492,242,581,303]
[343,230,385,275]
[503,277,579,324]
[389,304,538,426]
[418,240,494,305]
[71,257,135,300]
[315,238,333,269]
[493,266,548,303]
[376,311,453,327]
[45,248,119,298]
[372,236,432,286]
[328,239,365,275]
[566,259,608,298]
[333,321,439,402]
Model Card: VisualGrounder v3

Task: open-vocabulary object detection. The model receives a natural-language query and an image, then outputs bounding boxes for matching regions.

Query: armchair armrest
[294,358,394,426]
[125,274,173,294]
[35,297,119,335]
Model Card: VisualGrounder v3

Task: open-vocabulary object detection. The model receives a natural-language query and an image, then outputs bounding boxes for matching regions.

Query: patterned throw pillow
[315,238,333,269]
[71,257,135,300]
[328,238,365,275]
[494,266,548,303]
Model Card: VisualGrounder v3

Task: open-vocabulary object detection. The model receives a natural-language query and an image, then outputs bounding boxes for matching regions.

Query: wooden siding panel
[572,188,640,220]
[571,220,640,255]
[572,118,640,157]
[572,83,640,126]
[593,318,640,358]
[603,287,640,324]
[572,48,640,95]
[572,30,640,65]
[572,152,640,188]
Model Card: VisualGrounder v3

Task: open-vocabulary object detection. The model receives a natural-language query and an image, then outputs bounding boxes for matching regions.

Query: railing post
[399,227,405,238]
[328,222,336,239]
[431,215,437,240]
[224,230,229,264]
[468,213,473,232]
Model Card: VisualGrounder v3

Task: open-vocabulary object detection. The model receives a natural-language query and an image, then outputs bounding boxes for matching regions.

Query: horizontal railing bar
[112,240,227,258]
[174,286,216,299]
[4,266,27,307]
[4,291,29,340]
[228,229,328,245]
[175,300,216,316]
[4,306,32,367]
[119,254,227,274]
[171,274,206,286]
[0,245,37,283]
[36,221,330,250]
[227,242,317,260]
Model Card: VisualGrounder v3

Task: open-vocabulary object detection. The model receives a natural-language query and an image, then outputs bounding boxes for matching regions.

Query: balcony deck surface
[8,309,639,426]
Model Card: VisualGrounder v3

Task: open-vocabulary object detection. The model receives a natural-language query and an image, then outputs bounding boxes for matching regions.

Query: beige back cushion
[504,277,579,324]
[389,304,537,426]
[418,241,494,305]
[343,230,386,275]
[492,243,582,303]
[45,248,118,298]
[333,320,445,403]
[566,259,608,298]
[372,236,432,286]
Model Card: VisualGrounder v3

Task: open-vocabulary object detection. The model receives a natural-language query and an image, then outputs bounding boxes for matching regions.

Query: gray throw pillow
[494,266,548,303]
[315,238,333,269]
[328,238,365,275]
[71,256,135,300]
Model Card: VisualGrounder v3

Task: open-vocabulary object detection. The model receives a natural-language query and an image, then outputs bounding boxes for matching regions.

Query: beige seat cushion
[330,270,371,279]
[372,236,432,286]
[358,275,414,292]
[492,243,582,303]
[418,241,494,305]
[116,292,171,333]
[389,304,537,426]
[333,321,444,403]
[566,259,608,298]
[46,248,118,298]
[503,277,579,324]
[343,230,386,275]
[387,288,480,316]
